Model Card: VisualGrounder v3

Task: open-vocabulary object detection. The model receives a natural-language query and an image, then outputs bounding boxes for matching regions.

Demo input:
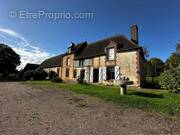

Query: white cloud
[0,27,54,70]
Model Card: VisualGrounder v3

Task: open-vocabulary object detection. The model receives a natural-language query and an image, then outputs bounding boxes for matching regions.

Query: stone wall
[93,56,106,67]
[116,51,139,86]
[61,54,75,81]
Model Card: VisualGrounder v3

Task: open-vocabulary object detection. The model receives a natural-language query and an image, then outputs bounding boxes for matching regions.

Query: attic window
[107,48,115,60]
[68,47,71,53]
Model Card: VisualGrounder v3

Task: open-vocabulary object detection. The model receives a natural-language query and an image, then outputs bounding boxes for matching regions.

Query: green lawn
[26,80,180,116]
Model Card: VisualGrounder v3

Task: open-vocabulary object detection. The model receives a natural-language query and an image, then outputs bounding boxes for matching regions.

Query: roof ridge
[87,34,124,46]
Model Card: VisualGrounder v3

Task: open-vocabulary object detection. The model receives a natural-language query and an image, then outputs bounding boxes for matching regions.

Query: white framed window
[107,48,115,60]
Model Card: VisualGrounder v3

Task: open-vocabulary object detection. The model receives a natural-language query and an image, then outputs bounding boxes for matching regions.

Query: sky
[0,0,179,69]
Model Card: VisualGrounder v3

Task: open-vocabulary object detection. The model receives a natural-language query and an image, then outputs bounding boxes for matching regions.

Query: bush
[23,70,34,80]
[159,69,180,92]
[51,76,63,83]
[23,69,48,81]
[33,70,48,80]
[49,71,57,79]
[77,76,88,85]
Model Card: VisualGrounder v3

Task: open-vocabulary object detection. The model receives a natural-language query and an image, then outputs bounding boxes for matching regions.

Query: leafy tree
[146,58,164,82]
[0,44,21,76]
[176,43,180,55]
[149,58,164,74]
[144,61,153,77]
[166,43,180,69]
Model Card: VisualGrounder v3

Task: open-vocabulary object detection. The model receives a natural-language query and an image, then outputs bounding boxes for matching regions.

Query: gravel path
[0,82,180,135]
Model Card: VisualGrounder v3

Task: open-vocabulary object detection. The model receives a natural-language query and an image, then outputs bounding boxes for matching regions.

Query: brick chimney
[131,25,139,45]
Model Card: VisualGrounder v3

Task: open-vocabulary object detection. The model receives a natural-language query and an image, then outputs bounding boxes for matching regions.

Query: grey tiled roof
[39,55,63,68]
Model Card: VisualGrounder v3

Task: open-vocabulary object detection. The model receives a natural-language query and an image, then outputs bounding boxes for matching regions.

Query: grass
[26,80,180,116]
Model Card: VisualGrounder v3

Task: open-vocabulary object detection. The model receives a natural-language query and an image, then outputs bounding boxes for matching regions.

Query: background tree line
[143,42,180,92]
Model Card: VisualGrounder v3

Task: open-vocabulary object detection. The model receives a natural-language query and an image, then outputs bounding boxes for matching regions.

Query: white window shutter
[84,68,87,81]
[85,67,90,83]
[115,66,120,80]
[103,67,106,80]
[99,67,102,82]
[90,67,93,83]
[77,69,80,78]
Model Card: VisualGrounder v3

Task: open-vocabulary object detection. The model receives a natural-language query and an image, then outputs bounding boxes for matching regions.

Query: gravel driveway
[0,82,180,135]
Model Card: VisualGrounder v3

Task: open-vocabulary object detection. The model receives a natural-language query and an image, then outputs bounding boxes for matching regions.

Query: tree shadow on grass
[142,82,160,89]
[129,92,164,98]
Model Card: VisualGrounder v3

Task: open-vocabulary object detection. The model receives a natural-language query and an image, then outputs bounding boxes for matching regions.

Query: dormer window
[107,48,115,60]
[67,42,75,53]
[68,47,71,53]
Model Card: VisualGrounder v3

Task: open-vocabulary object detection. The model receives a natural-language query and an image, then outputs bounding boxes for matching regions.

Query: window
[73,69,77,78]
[107,48,115,60]
[66,68,69,77]
[68,47,71,53]
[106,67,115,80]
[66,58,70,66]
[79,60,84,66]
[74,60,79,67]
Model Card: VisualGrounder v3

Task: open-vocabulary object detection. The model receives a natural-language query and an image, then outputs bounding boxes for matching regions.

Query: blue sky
[0,0,180,69]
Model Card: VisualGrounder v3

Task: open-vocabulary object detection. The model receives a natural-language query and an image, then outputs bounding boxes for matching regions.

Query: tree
[176,43,180,55]
[166,43,180,69]
[142,46,149,60]
[0,44,21,76]
[148,58,164,82]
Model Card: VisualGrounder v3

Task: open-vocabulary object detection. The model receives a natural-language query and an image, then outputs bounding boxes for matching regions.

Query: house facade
[40,25,145,87]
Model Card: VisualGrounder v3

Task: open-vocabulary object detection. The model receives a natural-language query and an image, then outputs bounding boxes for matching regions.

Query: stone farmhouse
[40,25,145,87]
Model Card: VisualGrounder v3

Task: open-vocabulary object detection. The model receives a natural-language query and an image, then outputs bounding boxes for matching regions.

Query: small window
[79,60,84,66]
[66,58,70,66]
[73,69,77,78]
[68,47,71,53]
[107,48,115,60]
[66,68,69,77]
[106,67,115,80]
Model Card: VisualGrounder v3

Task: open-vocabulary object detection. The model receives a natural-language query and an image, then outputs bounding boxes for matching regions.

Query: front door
[93,68,99,83]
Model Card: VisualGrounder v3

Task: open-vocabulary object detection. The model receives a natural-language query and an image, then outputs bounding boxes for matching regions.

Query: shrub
[23,69,48,81]
[77,76,83,84]
[33,70,48,80]
[51,76,63,83]
[23,70,34,80]
[159,69,180,92]
[77,76,88,85]
[49,71,57,79]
